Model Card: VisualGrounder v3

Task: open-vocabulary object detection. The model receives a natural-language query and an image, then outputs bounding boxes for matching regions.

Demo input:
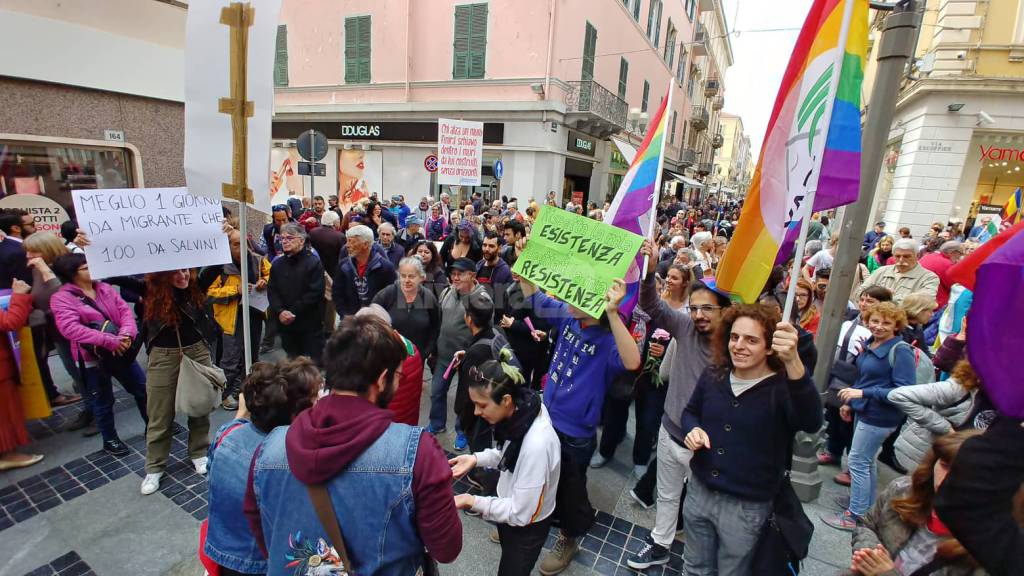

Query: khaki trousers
[144,342,212,473]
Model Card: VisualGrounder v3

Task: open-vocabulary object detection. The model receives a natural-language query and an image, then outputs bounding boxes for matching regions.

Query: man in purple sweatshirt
[245,315,462,574]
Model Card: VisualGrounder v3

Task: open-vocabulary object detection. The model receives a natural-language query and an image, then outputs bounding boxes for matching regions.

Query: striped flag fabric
[716,0,869,303]
[603,89,672,319]
[1001,187,1022,225]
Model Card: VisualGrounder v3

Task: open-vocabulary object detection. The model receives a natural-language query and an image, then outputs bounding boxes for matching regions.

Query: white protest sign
[71,187,231,279]
[184,0,281,214]
[437,118,484,186]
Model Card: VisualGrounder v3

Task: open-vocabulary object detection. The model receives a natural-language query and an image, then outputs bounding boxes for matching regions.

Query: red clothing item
[245,395,462,563]
[919,251,955,308]
[388,344,424,426]
[0,292,32,452]
[356,260,369,278]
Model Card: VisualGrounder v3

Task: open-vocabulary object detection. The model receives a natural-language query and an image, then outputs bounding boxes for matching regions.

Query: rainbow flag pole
[717,0,867,306]
[604,87,673,319]
[781,0,858,320]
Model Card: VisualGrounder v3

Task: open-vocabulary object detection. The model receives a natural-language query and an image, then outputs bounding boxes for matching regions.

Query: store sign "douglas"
[341,124,381,137]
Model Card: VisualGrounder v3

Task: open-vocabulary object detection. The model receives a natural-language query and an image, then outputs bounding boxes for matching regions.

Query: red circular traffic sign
[424,154,439,173]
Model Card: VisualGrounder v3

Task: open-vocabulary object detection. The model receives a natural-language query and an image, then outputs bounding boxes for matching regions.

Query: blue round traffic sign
[494,159,504,180]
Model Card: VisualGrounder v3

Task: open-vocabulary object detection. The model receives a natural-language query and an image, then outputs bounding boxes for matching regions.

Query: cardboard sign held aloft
[72,187,231,279]
[512,207,643,319]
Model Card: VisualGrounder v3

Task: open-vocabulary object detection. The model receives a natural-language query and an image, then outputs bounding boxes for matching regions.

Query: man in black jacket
[0,209,33,289]
[333,224,396,318]
[268,223,325,363]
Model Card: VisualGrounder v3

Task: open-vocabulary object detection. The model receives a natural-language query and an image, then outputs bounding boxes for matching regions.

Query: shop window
[582,22,597,82]
[344,16,371,84]
[274,25,288,87]
[0,141,135,216]
[453,3,488,79]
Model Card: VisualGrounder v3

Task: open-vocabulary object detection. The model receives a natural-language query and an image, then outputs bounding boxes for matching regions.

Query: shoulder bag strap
[306,484,354,574]
[839,318,859,362]
[78,294,113,324]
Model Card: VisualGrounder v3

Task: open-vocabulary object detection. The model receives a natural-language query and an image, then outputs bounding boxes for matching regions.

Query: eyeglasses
[687,305,722,315]
[279,235,301,242]
[469,365,502,387]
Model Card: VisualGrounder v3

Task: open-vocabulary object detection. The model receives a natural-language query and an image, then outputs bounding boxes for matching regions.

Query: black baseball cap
[450,258,476,272]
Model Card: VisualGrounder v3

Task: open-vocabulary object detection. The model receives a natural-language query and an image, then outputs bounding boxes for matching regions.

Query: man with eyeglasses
[262,205,291,260]
[626,239,732,570]
[858,238,939,305]
[268,223,326,364]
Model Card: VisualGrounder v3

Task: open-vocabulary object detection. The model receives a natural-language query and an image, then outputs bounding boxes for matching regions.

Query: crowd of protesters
[1,189,1021,576]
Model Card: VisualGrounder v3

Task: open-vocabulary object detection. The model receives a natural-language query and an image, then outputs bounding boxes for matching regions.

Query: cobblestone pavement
[0,349,876,575]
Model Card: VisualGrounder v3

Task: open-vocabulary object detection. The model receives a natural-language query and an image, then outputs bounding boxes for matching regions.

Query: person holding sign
[140,268,221,496]
[519,276,641,575]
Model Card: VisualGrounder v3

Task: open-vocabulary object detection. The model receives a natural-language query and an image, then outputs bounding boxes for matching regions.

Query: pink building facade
[273,0,730,208]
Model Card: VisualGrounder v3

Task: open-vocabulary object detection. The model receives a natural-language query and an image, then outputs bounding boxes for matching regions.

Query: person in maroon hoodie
[245,314,462,574]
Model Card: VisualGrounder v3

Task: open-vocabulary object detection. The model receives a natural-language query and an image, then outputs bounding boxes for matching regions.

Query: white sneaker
[141,472,163,495]
[192,456,209,475]
[589,452,609,469]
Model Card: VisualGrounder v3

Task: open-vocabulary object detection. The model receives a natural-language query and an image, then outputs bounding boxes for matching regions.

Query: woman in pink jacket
[50,253,148,456]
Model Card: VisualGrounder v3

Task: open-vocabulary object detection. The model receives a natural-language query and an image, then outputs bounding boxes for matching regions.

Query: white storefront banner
[184,0,281,214]
[437,118,484,186]
[71,188,230,279]
[0,194,70,235]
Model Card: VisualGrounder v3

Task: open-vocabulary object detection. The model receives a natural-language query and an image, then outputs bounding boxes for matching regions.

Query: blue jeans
[554,430,597,538]
[848,418,896,517]
[83,361,148,442]
[428,357,462,434]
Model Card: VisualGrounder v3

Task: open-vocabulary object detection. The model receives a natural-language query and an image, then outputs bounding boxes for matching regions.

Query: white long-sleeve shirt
[469,405,561,526]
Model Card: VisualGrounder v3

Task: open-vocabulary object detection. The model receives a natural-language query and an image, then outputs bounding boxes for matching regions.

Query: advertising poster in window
[270,147,302,206]
[337,149,383,212]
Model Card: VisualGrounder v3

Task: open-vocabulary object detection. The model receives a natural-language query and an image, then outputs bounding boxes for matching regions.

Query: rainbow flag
[604,89,672,318]
[1001,187,1023,225]
[717,0,868,303]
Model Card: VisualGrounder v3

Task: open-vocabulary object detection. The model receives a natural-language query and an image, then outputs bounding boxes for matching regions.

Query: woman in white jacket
[449,350,561,576]
[887,360,979,471]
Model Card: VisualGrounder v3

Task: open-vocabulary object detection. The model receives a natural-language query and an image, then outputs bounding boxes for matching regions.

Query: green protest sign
[512,206,643,319]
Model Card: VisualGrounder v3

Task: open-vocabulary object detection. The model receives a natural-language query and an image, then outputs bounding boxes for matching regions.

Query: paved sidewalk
[0,351,872,576]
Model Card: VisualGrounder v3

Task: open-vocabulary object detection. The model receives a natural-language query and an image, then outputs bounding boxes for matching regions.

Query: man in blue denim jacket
[204,359,319,575]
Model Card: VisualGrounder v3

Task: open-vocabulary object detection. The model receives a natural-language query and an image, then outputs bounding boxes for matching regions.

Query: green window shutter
[646,0,655,36]
[653,1,662,48]
[617,57,628,100]
[454,3,487,79]
[633,0,642,21]
[671,111,677,144]
[641,80,649,113]
[468,3,488,79]
[344,17,371,84]
[274,24,288,87]
[582,22,597,82]
[453,5,470,78]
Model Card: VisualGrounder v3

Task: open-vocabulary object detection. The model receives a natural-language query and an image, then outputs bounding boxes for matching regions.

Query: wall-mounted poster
[338,149,383,212]
[270,147,302,207]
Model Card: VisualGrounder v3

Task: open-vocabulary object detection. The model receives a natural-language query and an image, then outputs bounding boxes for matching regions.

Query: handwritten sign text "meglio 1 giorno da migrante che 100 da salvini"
[71,187,231,279]
[512,207,643,319]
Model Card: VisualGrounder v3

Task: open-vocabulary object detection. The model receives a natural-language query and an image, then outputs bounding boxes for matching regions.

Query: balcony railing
[564,80,628,133]
[711,131,724,149]
[679,148,697,166]
[695,162,714,176]
[711,95,724,111]
[704,78,720,97]
[692,25,708,57]
[689,106,709,131]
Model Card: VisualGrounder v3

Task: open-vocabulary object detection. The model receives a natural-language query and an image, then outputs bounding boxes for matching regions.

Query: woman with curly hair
[140,268,221,496]
[204,358,320,576]
[844,430,989,576]
[679,304,822,575]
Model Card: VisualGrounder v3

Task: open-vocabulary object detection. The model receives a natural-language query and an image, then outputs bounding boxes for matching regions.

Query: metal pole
[308,130,315,202]
[813,2,921,394]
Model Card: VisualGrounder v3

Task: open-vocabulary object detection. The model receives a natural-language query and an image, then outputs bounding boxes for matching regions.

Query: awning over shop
[664,169,704,189]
